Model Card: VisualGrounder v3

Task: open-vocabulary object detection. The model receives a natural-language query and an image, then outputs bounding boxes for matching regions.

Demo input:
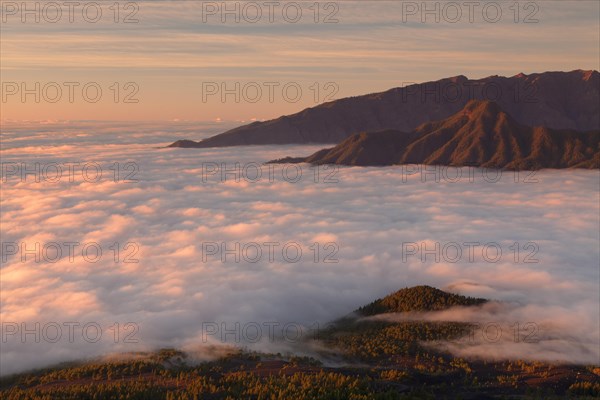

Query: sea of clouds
[1,120,598,375]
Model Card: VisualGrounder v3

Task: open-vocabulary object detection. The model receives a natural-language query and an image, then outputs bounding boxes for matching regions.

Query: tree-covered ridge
[356,285,487,316]
[2,349,599,399]
[321,321,470,360]
[2,287,599,399]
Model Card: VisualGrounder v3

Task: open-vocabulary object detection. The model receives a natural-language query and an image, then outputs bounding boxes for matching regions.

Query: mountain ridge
[169,70,600,148]
[270,100,600,170]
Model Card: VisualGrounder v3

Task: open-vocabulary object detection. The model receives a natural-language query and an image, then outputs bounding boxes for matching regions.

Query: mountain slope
[170,70,600,148]
[274,100,600,170]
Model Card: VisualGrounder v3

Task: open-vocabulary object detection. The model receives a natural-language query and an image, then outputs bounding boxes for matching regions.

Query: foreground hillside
[270,100,600,170]
[2,286,599,399]
[169,70,599,148]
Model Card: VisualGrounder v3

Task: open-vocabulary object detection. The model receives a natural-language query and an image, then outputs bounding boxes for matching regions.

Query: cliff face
[278,100,600,170]
[170,70,600,148]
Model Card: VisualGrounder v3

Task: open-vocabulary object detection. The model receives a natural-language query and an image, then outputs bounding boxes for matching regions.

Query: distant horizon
[2,68,597,123]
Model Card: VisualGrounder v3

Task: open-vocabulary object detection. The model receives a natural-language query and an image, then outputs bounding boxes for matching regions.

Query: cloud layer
[1,121,599,374]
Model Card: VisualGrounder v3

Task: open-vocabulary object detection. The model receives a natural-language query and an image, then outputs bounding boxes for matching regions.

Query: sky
[1,0,599,121]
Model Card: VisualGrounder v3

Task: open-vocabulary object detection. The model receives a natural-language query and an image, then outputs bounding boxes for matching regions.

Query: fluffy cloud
[0,120,598,374]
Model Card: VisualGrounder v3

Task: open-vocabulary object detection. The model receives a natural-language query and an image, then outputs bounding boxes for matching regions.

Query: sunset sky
[1,0,599,121]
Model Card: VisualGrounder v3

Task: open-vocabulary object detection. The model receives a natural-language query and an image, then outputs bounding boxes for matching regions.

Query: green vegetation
[3,351,598,399]
[356,285,487,316]
[2,286,597,399]
[321,320,471,360]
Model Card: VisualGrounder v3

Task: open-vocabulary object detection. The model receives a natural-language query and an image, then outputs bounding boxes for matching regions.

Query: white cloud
[0,120,598,374]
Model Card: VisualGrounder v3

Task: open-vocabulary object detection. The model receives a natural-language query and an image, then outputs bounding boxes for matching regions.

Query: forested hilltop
[2,286,599,399]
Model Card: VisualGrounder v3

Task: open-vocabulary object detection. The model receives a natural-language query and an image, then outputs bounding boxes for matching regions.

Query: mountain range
[170,70,599,149]
[270,100,600,170]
